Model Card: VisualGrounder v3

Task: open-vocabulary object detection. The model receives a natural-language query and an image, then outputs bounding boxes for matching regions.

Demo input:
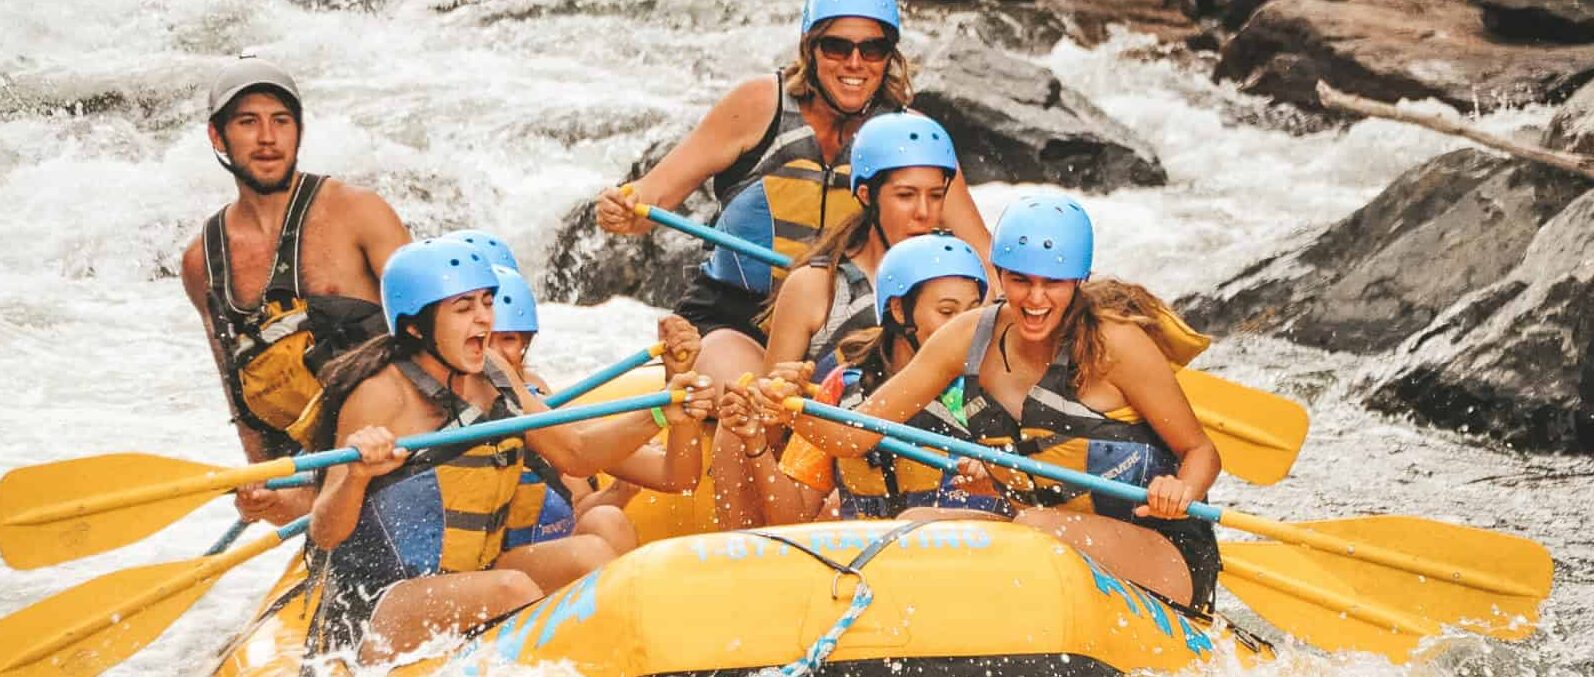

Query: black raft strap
[741,519,937,577]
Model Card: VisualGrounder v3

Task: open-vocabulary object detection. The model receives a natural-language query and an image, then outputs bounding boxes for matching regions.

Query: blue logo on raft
[1080,554,1214,656]
[449,570,603,673]
[690,524,994,561]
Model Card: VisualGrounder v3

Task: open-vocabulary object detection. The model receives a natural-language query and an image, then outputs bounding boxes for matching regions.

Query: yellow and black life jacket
[804,256,876,383]
[202,173,385,456]
[960,304,1180,519]
[702,73,895,295]
[826,366,1010,519]
[307,358,532,653]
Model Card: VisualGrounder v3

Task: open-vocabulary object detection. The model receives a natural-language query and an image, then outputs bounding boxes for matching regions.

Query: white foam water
[0,1,1588,674]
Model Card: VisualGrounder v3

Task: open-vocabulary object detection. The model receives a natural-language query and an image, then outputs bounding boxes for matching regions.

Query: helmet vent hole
[449,258,461,266]
[909,132,919,140]
[1018,236,1029,245]
[1043,240,1054,249]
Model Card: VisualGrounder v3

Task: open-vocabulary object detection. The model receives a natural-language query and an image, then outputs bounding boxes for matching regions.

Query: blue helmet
[380,239,499,334]
[801,0,901,37]
[850,113,958,194]
[990,195,1093,281]
[491,264,539,333]
[441,229,519,271]
[874,232,988,323]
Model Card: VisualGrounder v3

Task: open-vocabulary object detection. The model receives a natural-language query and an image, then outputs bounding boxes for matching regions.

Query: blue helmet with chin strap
[990,195,1093,281]
[441,229,519,271]
[491,264,539,333]
[801,0,901,37]
[850,113,958,194]
[874,231,988,323]
[380,239,499,335]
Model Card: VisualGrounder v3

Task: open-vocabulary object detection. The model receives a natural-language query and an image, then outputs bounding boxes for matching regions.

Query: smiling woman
[589,0,995,532]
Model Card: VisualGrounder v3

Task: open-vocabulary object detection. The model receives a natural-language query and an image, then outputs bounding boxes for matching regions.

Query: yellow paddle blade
[1293,515,1553,605]
[1220,517,1551,662]
[0,559,220,675]
[1221,542,1432,662]
[0,526,286,675]
[0,453,230,569]
[1175,369,1307,485]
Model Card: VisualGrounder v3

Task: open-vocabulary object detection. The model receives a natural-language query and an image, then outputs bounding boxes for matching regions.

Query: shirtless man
[179,55,411,525]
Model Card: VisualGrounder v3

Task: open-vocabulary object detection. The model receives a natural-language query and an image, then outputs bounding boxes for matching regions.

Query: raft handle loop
[742,520,939,677]
[830,568,865,601]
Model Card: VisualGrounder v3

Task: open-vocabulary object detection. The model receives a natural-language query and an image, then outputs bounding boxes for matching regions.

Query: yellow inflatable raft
[213,520,1263,676]
[210,368,1267,675]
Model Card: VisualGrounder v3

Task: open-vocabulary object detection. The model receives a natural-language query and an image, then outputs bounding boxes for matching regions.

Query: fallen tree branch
[1316,81,1594,182]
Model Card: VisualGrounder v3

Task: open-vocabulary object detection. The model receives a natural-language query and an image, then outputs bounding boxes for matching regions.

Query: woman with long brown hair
[752,196,1225,611]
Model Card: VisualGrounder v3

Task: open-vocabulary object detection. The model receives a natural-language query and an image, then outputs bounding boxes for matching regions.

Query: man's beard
[216,141,298,195]
[228,157,297,195]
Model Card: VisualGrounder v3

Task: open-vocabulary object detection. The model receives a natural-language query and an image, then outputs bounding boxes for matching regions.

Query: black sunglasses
[814,36,895,63]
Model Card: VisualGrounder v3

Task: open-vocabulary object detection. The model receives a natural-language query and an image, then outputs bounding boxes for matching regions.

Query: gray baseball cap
[207,55,300,118]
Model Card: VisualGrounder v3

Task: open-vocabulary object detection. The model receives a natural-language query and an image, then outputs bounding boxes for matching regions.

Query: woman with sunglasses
[750,197,1224,611]
[592,1,991,449]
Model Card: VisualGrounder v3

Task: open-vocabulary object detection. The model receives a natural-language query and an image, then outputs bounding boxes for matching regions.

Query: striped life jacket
[804,256,876,384]
[202,173,384,456]
[826,367,1009,519]
[960,304,1179,519]
[702,73,893,295]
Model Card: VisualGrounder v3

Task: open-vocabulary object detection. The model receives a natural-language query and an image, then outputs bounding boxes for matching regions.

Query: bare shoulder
[339,363,408,431]
[1100,319,1168,370]
[721,76,780,115]
[704,76,781,143]
[319,178,398,221]
[779,265,832,297]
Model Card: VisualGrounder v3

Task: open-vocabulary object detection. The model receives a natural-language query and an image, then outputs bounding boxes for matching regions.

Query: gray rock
[1366,188,1594,452]
[1545,79,1594,154]
[1180,148,1590,353]
[540,125,715,308]
[1473,0,1594,44]
[913,40,1168,190]
[1214,0,1594,113]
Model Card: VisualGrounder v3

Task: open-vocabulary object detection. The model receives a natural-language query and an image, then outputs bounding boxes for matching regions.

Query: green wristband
[650,406,669,428]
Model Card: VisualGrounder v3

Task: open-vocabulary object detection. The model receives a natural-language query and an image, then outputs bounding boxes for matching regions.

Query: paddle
[200,474,312,556]
[200,342,670,556]
[634,203,793,268]
[0,517,308,675]
[1173,368,1305,485]
[635,203,1307,486]
[783,397,1553,658]
[0,390,685,569]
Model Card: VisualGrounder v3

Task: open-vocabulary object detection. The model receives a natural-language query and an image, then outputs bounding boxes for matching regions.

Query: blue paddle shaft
[796,399,1224,522]
[876,437,959,473]
[276,515,309,540]
[203,520,250,555]
[544,346,657,409]
[264,473,313,490]
[643,207,793,269]
[288,391,676,475]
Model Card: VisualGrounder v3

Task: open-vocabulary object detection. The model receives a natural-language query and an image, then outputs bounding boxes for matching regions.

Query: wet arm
[181,242,272,464]
[762,267,830,369]
[1104,323,1222,497]
[790,311,975,457]
[307,386,397,548]
[351,190,413,279]
[628,78,778,211]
